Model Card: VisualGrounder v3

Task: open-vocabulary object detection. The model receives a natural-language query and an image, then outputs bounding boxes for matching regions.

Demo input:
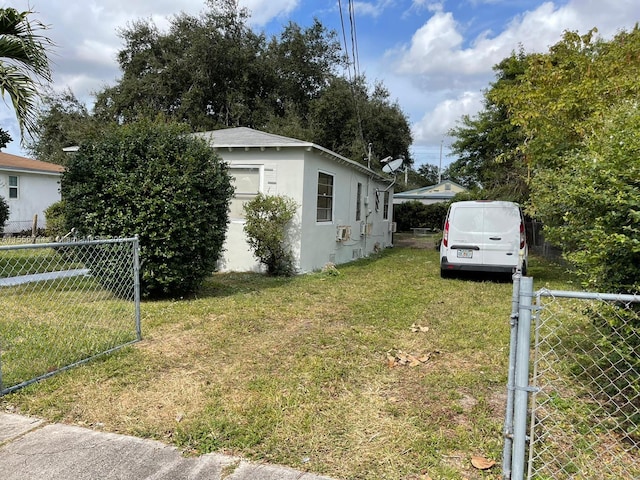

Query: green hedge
[61,120,234,298]
[393,201,448,232]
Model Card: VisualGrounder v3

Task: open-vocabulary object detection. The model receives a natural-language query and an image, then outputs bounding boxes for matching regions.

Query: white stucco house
[393,179,467,205]
[0,152,63,234]
[195,127,395,273]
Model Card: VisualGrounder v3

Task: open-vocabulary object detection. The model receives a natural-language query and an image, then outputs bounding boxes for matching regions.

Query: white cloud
[389,0,640,164]
[240,0,299,26]
[412,90,484,145]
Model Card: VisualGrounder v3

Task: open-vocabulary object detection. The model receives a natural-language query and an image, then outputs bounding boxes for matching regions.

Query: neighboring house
[0,152,63,233]
[393,180,467,205]
[195,127,394,273]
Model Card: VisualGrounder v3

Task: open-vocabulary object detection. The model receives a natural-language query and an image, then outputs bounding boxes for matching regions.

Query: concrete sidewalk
[0,413,337,480]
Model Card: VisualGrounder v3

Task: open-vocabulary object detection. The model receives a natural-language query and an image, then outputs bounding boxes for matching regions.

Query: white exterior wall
[216,148,305,273]
[298,152,393,273]
[215,147,393,274]
[1,169,61,233]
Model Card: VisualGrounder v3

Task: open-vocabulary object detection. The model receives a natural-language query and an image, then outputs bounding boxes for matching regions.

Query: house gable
[393,179,466,205]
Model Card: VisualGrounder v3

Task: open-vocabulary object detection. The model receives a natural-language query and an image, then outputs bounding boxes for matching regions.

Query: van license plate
[457,249,473,258]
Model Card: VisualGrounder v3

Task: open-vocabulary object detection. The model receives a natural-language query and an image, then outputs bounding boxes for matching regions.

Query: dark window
[317,172,334,222]
[8,175,18,199]
[356,182,362,221]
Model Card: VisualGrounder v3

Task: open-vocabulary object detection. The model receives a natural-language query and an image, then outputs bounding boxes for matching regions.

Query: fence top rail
[0,237,138,251]
[537,287,640,303]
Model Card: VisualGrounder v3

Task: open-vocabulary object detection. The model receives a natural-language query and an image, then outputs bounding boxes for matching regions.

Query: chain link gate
[0,237,141,395]
[503,275,639,479]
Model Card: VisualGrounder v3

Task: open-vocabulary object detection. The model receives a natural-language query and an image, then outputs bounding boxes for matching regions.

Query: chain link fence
[504,276,639,479]
[0,237,141,395]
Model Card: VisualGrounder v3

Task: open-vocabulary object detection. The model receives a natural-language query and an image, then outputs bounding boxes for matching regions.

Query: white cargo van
[439,200,527,277]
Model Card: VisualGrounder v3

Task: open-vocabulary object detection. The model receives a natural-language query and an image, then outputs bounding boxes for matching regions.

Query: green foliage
[0,128,11,148]
[31,3,412,171]
[308,77,412,167]
[26,89,98,165]
[0,194,9,233]
[532,102,640,391]
[393,201,448,232]
[0,7,53,141]
[532,102,640,293]
[61,119,234,298]
[44,200,67,237]
[448,49,530,201]
[243,193,298,276]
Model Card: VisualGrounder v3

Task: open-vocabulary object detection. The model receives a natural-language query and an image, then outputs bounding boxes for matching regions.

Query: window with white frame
[317,171,334,222]
[229,166,261,219]
[8,175,18,199]
[383,191,390,220]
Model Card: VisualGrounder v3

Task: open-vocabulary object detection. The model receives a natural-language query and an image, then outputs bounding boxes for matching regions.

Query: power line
[338,0,367,160]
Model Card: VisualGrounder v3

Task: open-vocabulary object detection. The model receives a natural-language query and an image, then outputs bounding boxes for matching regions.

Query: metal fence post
[502,271,522,479]
[133,235,142,341]
[511,276,534,480]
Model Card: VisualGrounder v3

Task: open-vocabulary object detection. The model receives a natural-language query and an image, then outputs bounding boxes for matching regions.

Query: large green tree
[32,0,412,169]
[532,102,640,293]
[0,7,53,142]
[447,50,529,200]
[26,89,97,165]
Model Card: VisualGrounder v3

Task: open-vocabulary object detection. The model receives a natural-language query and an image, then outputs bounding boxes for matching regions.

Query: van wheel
[440,269,452,279]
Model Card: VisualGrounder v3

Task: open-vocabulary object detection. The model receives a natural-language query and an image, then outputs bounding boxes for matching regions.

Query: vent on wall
[360,222,372,236]
[336,226,351,242]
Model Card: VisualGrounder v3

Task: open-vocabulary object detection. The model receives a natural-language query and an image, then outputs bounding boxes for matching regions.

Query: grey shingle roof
[194,127,390,182]
[194,127,311,148]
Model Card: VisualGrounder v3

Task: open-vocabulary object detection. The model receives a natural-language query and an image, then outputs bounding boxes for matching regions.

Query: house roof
[394,180,466,200]
[194,127,389,182]
[0,151,64,175]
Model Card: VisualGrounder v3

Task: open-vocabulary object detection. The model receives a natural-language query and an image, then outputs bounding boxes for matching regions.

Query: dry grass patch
[1,248,574,479]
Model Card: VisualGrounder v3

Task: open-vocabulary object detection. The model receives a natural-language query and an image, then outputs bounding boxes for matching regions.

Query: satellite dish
[382,158,404,174]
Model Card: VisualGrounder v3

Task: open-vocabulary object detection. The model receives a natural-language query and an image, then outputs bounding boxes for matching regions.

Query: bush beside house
[0,195,8,233]
[61,120,234,298]
[243,193,298,276]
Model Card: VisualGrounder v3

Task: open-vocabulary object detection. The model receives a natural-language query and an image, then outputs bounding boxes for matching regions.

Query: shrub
[61,120,234,298]
[44,200,67,237]
[0,195,8,234]
[243,193,298,276]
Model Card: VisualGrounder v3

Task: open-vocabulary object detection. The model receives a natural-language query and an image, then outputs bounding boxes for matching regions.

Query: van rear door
[446,204,485,266]
[480,203,521,267]
[445,202,520,269]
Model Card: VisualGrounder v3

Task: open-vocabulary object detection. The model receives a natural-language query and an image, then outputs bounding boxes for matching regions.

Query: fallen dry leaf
[471,456,496,470]
[410,323,430,333]
[386,350,431,368]
[386,354,396,368]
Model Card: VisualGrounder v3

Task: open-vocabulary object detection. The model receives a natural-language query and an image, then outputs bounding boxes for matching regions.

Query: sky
[2,0,640,169]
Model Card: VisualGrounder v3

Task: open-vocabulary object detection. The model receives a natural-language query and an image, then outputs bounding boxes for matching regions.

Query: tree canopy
[32,0,411,167]
[448,25,640,292]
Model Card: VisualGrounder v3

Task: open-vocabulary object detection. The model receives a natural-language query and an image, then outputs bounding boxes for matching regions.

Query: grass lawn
[0,242,574,480]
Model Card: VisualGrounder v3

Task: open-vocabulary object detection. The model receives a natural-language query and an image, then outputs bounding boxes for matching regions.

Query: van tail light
[520,222,526,249]
[443,221,449,247]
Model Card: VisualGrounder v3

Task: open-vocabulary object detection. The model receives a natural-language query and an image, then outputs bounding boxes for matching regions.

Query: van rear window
[453,208,483,232]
